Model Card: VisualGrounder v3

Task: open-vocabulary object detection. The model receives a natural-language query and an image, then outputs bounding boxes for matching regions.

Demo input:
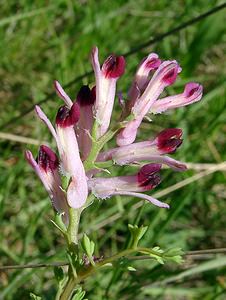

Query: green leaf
[81,234,95,258]
[71,287,87,300]
[149,253,165,265]
[164,248,184,264]
[128,224,148,248]
[81,234,95,265]
[30,293,42,300]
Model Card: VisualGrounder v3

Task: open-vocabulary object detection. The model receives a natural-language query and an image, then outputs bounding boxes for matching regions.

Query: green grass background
[0,0,226,299]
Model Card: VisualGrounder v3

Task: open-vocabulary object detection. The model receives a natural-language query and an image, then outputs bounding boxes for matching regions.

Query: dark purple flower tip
[184,82,203,98]
[145,57,161,70]
[157,128,183,154]
[56,102,80,127]
[37,145,59,172]
[102,54,126,78]
[76,85,96,107]
[138,163,161,190]
[162,63,180,85]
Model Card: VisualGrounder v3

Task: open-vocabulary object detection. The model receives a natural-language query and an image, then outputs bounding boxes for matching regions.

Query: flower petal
[102,54,125,79]
[151,82,203,113]
[54,80,73,108]
[25,148,69,222]
[156,128,183,154]
[113,191,170,208]
[35,105,58,142]
[76,86,96,160]
[137,163,162,190]
[117,60,181,146]
[56,105,88,208]
[91,46,125,137]
[56,102,80,128]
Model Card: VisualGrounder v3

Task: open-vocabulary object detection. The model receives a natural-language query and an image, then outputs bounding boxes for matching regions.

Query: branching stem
[59,247,163,299]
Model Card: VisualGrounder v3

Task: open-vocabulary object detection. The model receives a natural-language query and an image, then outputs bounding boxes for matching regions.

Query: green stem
[67,208,81,246]
[84,122,124,172]
[59,278,76,300]
[59,247,163,299]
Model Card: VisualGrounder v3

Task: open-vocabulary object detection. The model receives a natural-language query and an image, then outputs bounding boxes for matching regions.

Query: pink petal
[91,46,101,77]
[56,126,88,208]
[35,105,58,142]
[117,60,181,146]
[38,145,59,172]
[149,155,187,171]
[116,119,141,146]
[156,128,183,154]
[137,163,162,190]
[102,54,125,78]
[77,85,96,106]
[75,85,96,159]
[56,102,80,128]
[25,149,69,221]
[151,82,203,113]
[67,176,88,208]
[54,80,73,108]
[130,53,161,95]
[133,60,181,116]
[91,47,125,137]
[112,191,169,208]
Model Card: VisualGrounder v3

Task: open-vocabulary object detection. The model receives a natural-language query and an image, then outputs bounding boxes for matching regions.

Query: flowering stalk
[25,47,203,299]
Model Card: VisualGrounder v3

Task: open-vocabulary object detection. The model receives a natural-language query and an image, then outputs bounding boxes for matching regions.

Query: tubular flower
[91,46,125,138]
[126,53,161,113]
[54,81,96,160]
[151,82,203,114]
[88,164,169,208]
[117,60,181,146]
[35,103,88,209]
[76,85,96,160]
[98,128,186,171]
[25,145,69,222]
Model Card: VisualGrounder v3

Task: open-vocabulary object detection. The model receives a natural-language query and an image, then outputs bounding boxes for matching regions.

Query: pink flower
[76,85,96,160]
[88,164,169,208]
[117,60,181,146]
[98,128,186,171]
[35,103,88,209]
[151,82,203,114]
[54,81,96,160]
[126,53,161,113]
[25,145,69,222]
[91,46,125,138]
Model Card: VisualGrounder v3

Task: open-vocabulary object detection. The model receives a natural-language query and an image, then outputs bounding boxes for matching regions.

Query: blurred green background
[0,0,226,299]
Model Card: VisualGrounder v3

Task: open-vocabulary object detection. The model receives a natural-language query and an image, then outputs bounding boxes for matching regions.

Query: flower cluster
[25,47,203,222]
